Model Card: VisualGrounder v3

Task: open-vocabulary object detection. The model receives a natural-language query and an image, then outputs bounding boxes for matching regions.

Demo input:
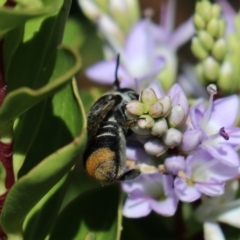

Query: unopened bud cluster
[191,0,228,86]
[78,0,140,43]
[126,88,187,156]
[219,12,240,94]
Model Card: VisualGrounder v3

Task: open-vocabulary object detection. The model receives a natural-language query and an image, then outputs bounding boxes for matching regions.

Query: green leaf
[18,79,84,176]
[0,0,63,37]
[23,174,69,240]
[49,184,122,240]
[4,0,71,90]
[13,101,48,175]
[0,80,87,239]
[122,212,175,240]
[84,232,96,240]
[0,45,81,133]
[63,17,86,49]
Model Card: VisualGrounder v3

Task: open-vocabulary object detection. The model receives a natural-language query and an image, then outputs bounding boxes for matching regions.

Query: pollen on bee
[85,147,116,181]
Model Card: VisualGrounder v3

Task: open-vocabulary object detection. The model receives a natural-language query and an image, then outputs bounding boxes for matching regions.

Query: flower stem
[0,38,15,239]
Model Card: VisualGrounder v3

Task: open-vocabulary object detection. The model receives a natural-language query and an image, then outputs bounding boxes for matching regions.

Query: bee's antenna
[114,54,120,89]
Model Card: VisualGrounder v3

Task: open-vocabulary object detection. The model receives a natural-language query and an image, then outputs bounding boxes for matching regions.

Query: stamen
[137,163,159,174]
[207,84,217,95]
[219,127,229,140]
[158,164,166,173]
[201,84,217,127]
[178,171,188,180]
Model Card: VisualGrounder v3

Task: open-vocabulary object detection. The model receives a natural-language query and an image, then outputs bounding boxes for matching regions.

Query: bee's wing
[87,95,116,137]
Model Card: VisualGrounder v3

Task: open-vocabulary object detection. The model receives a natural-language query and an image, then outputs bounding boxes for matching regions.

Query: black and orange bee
[83,55,140,182]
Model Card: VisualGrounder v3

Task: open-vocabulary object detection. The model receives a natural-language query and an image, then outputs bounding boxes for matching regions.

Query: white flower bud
[126,100,148,116]
[123,0,140,26]
[141,88,158,104]
[162,128,182,148]
[144,138,167,156]
[158,96,172,117]
[78,0,102,21]
[149,101,163,118]
[138,115,155,129]
[109,0,125,12]
[180,129,202,152]
[151,118,168,136]
[168,105,186,127]
[98,15,124,44]
[131,125,152,136]
[109,0,130,34]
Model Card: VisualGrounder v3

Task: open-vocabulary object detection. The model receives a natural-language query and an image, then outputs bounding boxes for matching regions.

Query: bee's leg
[118,169,141,181]
[114,105,138,128]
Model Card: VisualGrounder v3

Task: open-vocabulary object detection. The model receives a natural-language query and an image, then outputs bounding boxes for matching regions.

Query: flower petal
[191,148,238,183]
[195,182,224,197]
[203,221,225,240]
[124,20,164,80]
[150,191,178,216]
[206,95,239,130]
[126,144,152,164]
[203,144,240,167]
[86,60,132,87]
[169,17,195,51]
[168,83,189,115]
[125,20,156,63]
[147,80,165,98]
[123,197,151,218]
[174,177,201,202]
[223,127,240,146]
[217,201,240,228]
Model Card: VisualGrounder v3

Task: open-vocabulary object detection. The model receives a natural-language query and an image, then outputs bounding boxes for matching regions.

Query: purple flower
[126,139,153,164]
[167,83,189,117]
[174,149,238,202]
[86,19,165,90]
[85,0,195,91]
[180,129,203,152]
[157,0,195,51]
[187,86,240,167]
[164,156,186,175]
[122,173,178,218]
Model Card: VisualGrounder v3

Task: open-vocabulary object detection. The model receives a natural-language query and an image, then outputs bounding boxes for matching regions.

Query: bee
[83,55,140,182]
